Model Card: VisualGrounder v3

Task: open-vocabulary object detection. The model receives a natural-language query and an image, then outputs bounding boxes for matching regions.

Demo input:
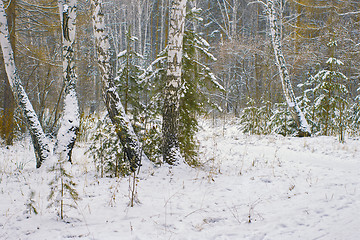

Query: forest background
[0,0,360,166]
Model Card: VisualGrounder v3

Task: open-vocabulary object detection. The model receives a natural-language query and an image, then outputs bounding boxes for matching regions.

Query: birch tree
[0,0,50,167]
[92,0,148,171]
[266,0,311,136]
[162,0,187,164]
[55,0,80,162]
[0,0,15,145]
[0,0,81,168]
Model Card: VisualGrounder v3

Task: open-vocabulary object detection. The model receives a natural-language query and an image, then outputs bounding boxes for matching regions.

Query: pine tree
[143,8,223,165]
[239,98,263,135]
[239,98,272,135]
[87,116,130,178]
[298,77,320,135]
[347,93,360,138]
[300,41,349,140]
[116,27,144,131]
[140,51,167,164]
[48,153,79,220]
[179,7,223,165]
[269,102,297,136]
[312,51,348,140]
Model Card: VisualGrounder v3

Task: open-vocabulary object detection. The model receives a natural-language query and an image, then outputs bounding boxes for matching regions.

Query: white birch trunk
[55,0,80,161]
[162,0,187,164]
[267,0,311,136]
[0,1,50,167]
[92,0,148,171]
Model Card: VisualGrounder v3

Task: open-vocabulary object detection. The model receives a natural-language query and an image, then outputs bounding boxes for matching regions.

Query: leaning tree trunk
[162,0,187,164]
[0,1,50,167]
[92,0,148,171]
[267,0,311,136]
[55,0,80,162]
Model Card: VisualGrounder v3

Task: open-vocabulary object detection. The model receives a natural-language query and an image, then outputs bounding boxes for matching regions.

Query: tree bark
[92,0,148,171]
[0,0,50,167]
[267,0,311,137]
[162,0,187,164]
[55,0,80,162]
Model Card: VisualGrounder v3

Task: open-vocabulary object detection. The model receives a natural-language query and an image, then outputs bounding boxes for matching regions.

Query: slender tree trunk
[92,0,148,171]
[55,0,80,162]
[1,0,15,145]
[162,0,187,164]
[0,0,50,167]
[159,0,165,51]
[267,0,311,136]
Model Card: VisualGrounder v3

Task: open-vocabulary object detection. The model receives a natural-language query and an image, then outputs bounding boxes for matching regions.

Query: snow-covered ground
[1,119,359,239]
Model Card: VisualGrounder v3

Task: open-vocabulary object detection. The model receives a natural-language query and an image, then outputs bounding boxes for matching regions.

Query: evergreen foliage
[239,98,272,135]
[116,27,145,128]
[47,154,79,219]
[179,7,222,165]
[347,94,360,138]
[139,48,167,163]
[269,102,297,136]
[298,43,349,140]
[140,8,222,166]
[87,116,130,177]
[312,58,348,137]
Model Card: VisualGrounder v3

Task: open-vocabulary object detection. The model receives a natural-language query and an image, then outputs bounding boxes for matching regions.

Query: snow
[55,89,80,158]
[326,57,344,66]
[117,50,127,58]
[1,119,360,239]
[63,4,69,13]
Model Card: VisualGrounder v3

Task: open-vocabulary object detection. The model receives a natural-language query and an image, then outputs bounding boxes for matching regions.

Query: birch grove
[92,0,148,171]
[162,0,187,164]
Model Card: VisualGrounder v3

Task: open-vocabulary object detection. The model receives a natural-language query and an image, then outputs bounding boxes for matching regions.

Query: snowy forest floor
[1,118,360,240]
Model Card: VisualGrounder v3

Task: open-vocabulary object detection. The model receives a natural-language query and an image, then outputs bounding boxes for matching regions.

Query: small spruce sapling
[269,102,297,136]
[301,42,348,140]
[87,116,130,178]
[116,26,145,130]
[47,153,79,219]
[140,50,167,164]
[239,98,272,135]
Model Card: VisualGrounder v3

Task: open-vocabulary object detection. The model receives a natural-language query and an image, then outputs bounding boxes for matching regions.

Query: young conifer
[47,154,79,219]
